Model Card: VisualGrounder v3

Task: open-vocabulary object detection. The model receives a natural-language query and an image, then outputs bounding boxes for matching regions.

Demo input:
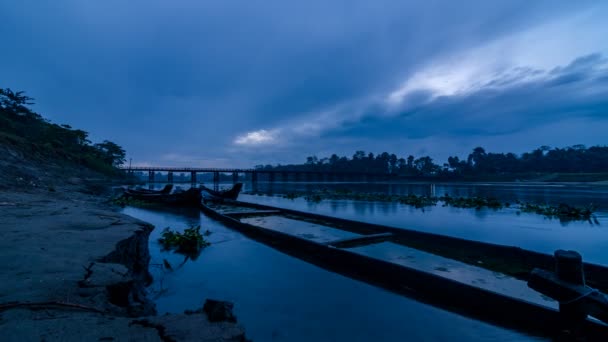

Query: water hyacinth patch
[250,189,598,222]
[158,225,210,258]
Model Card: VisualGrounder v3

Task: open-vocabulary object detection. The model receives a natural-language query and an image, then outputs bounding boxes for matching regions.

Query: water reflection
[246,181,608,210]
[238,182,608,265]
[122,205,545,342]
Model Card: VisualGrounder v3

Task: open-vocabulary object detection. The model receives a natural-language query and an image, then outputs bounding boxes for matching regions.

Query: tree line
[0,88,125,174]
[255,145,608,179]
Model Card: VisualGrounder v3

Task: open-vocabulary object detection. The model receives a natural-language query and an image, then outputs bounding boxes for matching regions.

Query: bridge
[121,166,396,185]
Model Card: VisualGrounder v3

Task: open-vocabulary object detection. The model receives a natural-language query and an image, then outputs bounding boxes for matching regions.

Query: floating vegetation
[398,194,438,208]
[304,194,323,203]
[283,192,298,199]
[520,203,598,223]
[247,189,598,222]
[440,195,503,210]
[158,225,210,257]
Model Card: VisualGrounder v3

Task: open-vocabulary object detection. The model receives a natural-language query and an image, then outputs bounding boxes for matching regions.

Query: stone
[203,299,237,323]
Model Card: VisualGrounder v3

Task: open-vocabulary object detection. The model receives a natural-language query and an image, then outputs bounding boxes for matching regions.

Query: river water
[245,181,608,265]
[122,181,608,341]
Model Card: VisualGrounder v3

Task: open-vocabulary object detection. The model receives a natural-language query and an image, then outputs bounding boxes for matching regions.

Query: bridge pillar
[251,171,258,192]
[295,172,301,182]
[281,172,288,182]
[232,172,239,184]
[190,171,197,184]
[167,172,173,184]
[148,171,154,183]
[213,171,220,190]
[269,172,275,182]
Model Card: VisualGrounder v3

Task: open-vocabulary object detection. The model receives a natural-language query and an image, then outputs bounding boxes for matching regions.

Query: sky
[1,1,607,168]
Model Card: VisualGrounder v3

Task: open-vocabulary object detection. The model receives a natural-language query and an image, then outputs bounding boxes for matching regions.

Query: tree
[0,88,35,115]
[94,140,126,167]
[389,154,398,174]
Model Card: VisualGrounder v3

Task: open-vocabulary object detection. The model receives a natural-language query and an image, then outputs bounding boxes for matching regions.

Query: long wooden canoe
[200,199,608,340]
[201,183,243,201]
[124,187,202,206]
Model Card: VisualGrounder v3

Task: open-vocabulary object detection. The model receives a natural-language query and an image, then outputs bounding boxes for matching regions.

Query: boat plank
[225,210,282,218]
[227,200,608,294]
[327,232,394,248]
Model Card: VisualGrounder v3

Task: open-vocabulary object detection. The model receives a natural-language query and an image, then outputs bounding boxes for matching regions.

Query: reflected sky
[122,205,545,341]
[240,182,608,265]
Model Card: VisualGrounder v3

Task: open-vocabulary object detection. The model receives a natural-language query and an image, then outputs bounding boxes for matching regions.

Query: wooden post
[232,172,238,184]
[555,250,585,285]
[148,171,154,183]
[190,171,197,184]
[528,250,608,336]
[167,172,173,184]
[251,171,258,192]
[555,250,588,327]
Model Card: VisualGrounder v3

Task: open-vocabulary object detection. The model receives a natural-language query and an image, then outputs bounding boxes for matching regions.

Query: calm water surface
[123,181,608,341]
[243,181,608,265]
[122,204,545,341]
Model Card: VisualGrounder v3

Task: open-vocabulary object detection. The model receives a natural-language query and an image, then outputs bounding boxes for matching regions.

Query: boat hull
[200,200,608,340]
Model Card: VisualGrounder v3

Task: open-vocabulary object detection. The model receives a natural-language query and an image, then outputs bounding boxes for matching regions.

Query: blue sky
[1,1,607,167]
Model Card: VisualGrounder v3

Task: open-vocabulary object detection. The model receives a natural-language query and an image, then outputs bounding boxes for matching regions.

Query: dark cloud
[0,1,605,166]
[334,54,607,140]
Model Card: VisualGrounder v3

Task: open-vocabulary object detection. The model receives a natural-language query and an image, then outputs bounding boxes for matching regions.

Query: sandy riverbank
[0,180,246,341]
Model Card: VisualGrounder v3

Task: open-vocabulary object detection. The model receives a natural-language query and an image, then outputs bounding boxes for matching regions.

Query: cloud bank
[0,1,606,167]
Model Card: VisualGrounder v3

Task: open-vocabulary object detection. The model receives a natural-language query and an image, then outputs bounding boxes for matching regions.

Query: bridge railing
[120,166,257,172]
[120,166,395,176]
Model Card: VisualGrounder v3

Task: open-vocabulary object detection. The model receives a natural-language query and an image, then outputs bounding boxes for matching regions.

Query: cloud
[234,129,279,146]
[0,1,606,167]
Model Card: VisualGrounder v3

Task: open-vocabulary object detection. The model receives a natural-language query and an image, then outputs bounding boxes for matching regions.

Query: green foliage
[158,226,210,257]
[255,145,608,180]
[0,87,126,174]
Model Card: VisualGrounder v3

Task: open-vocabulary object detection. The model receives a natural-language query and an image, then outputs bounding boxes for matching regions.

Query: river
[122,181,608,341]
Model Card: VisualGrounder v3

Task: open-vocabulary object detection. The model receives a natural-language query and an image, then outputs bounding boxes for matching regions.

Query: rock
[79,263,130,288]
[203,299,237,323]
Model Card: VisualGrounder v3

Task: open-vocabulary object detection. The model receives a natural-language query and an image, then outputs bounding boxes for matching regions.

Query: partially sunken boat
[201,183,243,201]
[200,199,608,340]
[123,186,202,206]
[127,183,174,195]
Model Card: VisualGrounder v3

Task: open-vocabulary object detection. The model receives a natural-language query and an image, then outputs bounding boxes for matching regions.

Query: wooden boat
[128,184,173,195]
[201,183,243,201]
[123,187,202,206]
[200,199,608,340]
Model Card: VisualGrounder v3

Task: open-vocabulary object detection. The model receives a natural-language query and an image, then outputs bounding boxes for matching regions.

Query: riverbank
[0,179,246,341]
